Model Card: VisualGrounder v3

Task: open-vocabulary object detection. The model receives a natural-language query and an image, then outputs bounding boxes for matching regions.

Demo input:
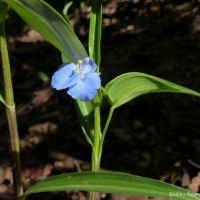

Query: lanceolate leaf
[2,0,87,62]
[88,0,102,68]
[23,172,200,200]
[62,1,73,27]
[104,72,200,108]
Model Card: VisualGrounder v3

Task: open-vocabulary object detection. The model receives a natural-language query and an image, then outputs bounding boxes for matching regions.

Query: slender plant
[0,2,23,199]
[1,0,200,200]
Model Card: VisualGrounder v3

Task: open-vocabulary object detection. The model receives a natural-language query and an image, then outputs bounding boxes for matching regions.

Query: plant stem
[98,107,114,160]
[88,104,101,200]
[88,106,114,200]
[0,2,23,199]
[92,105,101,172]
[88,0,102,198]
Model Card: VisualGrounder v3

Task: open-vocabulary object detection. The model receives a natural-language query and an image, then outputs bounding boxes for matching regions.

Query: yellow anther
[76,59,82,66]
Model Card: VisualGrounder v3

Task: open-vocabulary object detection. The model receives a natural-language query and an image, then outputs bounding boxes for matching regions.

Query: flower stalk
[88,0,102,198]
[0,2,23,199]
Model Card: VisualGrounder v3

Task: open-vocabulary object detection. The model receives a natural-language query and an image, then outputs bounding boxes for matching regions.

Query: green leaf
[63,1,73,16]
[0,89,6,105]
[88,0,102,68]
[2,0,87,62]
[74,100,94,141]
[104,72,200,108]
[62,1,73,30]
[23,172,199,200]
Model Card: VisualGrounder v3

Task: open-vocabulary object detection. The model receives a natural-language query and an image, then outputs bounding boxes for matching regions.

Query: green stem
[88,0,102,174]
[98,107,114,161]
[88,106,114,200]
[0,2,23,199]
[92,105,101,171]
[88,103,101,200]
[88,0,102,198]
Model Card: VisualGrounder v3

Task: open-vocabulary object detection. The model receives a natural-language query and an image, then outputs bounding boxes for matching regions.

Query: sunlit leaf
[3,0,87,62]
[88,0,102,68]
[23,172,199,200]
[104,72,200,108]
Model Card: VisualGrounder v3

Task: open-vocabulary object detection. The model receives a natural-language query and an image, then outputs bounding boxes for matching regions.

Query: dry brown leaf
[20,122,58,149]
[181,171,190,187]
[188,173,200,192]
[54,160,77,170]
[17,28,44,42]
[23,165,43,181]
[0,184,7,193]
[29,122,57,135]
[32,87,54,107]
[189,183,199,193]
[42,163,53,177]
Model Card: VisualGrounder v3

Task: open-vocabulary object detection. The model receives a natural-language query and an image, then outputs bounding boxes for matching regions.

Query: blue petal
[67,79,98,101]
[84,73,101,89]
[80,58,97,74]
[51,63,76,90]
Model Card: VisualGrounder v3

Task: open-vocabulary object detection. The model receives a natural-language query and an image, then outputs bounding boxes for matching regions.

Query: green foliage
[23,172,199,200]
[62,1,73,29]
[88,0,102,68]
[1,0,200,200]
[2,0,87,62]
[104,72,200,108]
[74,99,95,142]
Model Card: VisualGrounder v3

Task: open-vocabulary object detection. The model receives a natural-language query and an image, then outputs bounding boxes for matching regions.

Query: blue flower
[51,57,101,101]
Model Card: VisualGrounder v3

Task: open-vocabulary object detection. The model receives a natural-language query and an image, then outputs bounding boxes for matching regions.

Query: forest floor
[1,0,200,200]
